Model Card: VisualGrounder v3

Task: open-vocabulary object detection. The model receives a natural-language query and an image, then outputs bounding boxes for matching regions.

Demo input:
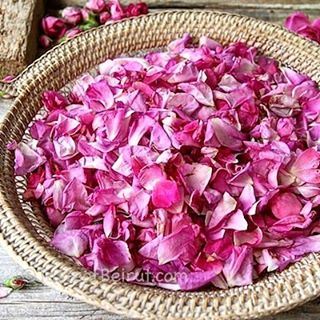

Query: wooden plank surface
[47,0,320,8]
[2,1,320,319]
[0,0,44,78]
[47,0,320,25]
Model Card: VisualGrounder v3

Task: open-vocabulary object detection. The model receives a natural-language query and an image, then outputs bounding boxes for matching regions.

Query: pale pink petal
[223,246,253,287]
[139,235,163,259]
[224,209,248,231]
[291,148,320,183]
[138,164,166,190]
[208,192,237,229]
[129,189,151,220]
[14,142,45,175]
[158,225,196,264]
[79,156,108,171]
[180,163,212,195]
[179,82,214,107]
[52,230,88,257]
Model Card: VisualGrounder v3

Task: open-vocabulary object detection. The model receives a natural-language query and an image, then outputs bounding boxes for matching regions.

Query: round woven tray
[1,9,320,320]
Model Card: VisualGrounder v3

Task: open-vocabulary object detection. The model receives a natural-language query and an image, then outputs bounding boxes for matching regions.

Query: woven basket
[1,10,320,320]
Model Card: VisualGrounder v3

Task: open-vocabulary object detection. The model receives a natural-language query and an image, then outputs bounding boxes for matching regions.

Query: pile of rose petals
[40,0,148,49]
[11,34,320,291]
[285,11,320,43]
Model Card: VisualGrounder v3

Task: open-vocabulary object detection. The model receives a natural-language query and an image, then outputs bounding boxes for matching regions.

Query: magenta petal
[152,179,181,208]
[91,237,133,273]
[84,79,114,111]
[42,90,68,110]
[139,164,166,190]
[270,192,302,219]
[211,118,245,151]
[177,265,223,291]
[57,211,92,232]
[284,12,310,33]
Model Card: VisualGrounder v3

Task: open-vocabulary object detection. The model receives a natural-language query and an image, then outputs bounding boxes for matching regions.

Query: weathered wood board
[2,0,320,319]
[47,0,320,24]
[0,0,44,78]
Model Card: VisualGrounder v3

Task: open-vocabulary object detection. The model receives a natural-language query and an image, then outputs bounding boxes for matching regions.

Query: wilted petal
[52,230,88,257]
[180,163,212,195]
[129,189,151,220]
[223,246,253,287]
[158,225,196,264]
[179,82,214,107]
[177,264,223,291]
[210,118,245,151]
[14,143,45,175]
[208,192,237,229]
[290,148,320,183]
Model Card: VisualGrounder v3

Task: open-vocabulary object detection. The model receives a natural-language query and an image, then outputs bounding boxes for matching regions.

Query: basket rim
[1,9,320,320]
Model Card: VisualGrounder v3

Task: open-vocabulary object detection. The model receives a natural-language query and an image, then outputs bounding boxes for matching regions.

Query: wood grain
[2,1,320,318]
[47,0,320,9]
[0,0,44,78]
[47,0,320,25]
